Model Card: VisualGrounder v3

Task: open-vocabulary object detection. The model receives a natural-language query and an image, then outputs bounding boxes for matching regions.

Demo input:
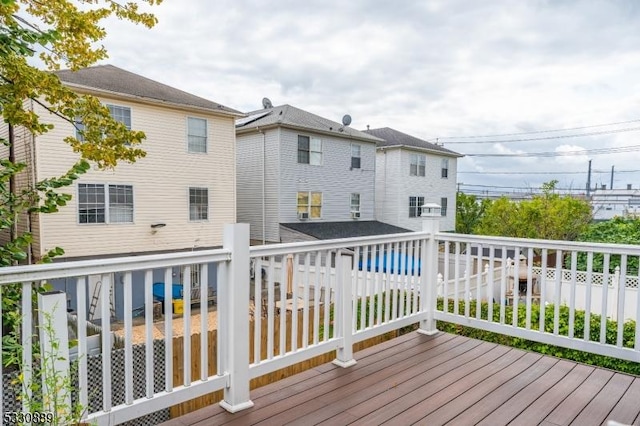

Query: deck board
[159,332,640,426]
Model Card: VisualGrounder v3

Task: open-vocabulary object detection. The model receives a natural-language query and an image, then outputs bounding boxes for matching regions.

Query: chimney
[601,184,606,190]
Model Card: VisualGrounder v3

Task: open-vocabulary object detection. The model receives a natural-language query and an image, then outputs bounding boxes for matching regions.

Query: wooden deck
[160,332,640,426]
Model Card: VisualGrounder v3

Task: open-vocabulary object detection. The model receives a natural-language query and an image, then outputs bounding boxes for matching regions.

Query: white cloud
[93,0,640,192]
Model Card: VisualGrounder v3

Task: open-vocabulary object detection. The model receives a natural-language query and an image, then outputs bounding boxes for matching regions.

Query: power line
[458,169,640,175]
[437,118,640,139]
[442,126,640,145]
[460,183,585,192]
[464,144,640,158]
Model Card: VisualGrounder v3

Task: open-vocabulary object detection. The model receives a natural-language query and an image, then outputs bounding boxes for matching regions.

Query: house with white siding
[235,103,408,244]
[0,64,243,317]
[364,127,463,232]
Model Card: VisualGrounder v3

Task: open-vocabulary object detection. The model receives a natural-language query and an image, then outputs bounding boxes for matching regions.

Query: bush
[437,298,640,375]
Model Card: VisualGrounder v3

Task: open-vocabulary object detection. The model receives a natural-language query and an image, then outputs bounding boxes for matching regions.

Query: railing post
[219,223,254,413]
[37,291,71,413]
[333,251,357,368]
[419,203,441,335]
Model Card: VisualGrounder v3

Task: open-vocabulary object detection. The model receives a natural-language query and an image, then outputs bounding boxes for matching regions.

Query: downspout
[258,128,266,245]
[8,123,17,265]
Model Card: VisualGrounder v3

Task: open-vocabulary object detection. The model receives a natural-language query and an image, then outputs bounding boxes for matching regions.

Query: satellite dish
[262,97,273,109]
[342,114,352,126]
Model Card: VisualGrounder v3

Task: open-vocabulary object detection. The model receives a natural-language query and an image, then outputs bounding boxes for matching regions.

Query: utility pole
[586,160,592,197]
[610,165,614,190]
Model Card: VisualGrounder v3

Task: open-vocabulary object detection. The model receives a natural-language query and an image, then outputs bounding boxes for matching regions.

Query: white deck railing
[1,220,640,424]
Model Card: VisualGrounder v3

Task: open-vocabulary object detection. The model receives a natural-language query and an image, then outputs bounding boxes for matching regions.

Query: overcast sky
[97,0,640,196]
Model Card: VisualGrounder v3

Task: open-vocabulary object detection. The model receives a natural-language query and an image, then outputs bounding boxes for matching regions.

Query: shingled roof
[236,104,383,144]
[280,221,411,240]
[55,65,243,116]
[364,127,463,157]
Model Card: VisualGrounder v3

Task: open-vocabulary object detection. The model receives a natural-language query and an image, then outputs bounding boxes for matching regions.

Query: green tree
[1,0,162,267]
[455,191,491,234]
[474,180,592,240]
[574,216,640,273]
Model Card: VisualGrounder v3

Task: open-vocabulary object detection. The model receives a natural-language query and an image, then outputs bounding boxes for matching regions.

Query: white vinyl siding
[376,147,458,232]
[280,128,376,224]
[188,117,207,153]
[189,187,209,221]
[78,183,133,224]
[236,129,281,242]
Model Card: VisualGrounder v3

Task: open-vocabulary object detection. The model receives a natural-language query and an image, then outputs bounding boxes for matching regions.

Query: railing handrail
[438,232,640,255]
[0,248,232,285]
[249,231,432,257]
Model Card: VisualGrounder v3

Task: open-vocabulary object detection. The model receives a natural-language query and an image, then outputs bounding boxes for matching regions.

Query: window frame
[297,135,322,165]
[408,196,425,218]
[187,116,208,153]
[77,183,134,224]
[106,104,132,130]
[350,193,361,212]
[297,191,323,219]
[410,153,426,177]
[189,187,209,222]
[351,144,361,169]
[440,197,448,216]
[441,158,449,179]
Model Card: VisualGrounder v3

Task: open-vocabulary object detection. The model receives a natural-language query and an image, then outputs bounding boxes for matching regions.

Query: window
[441,158,449,178]
[180,264,202,289]
[409,196,425,218]
[298,136,322,165]
[78,183,133,224]
[107,105,131,129]
[189,187,208,221]
[351,144,361,169]
[440,197,448,216]
[108,184,134,223]
[188,117,207,153]
[410,154,426,176]
[297,191,322,218]
[74,117,85,142]
[350,193,360,212]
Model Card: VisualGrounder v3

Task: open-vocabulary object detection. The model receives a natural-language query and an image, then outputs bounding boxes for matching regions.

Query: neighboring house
[0,64,243,318]
[364,127,463,232]
[236,103,388,243]
[591,184,640,221]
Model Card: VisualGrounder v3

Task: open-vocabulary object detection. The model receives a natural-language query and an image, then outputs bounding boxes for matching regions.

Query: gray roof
[281,221,411,240]
[55,65,243,116]
[236,104,383,144]
[364,127,463,157]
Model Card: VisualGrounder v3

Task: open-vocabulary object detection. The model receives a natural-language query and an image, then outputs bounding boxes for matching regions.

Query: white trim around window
[297,191,322,219]
[410,153,426,177]
[441,158,449,179]
[106,104,132,129]
[189,187,209,221]
[408,195,425,218]
[77,183,134,224]
[187,116,208,153]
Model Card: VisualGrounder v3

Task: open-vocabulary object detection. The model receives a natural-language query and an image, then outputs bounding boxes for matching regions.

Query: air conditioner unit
[298,212,309,220]
[351,211,361,219]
